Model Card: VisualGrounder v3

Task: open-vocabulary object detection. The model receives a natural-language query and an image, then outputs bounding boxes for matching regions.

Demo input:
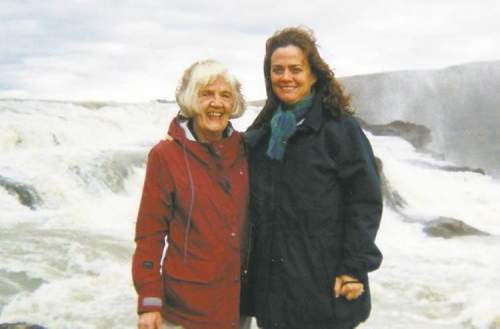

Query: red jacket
[132,117,249,329]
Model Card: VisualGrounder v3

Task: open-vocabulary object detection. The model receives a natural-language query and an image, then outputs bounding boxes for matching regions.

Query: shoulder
[232,129,246,141]
[340,113,362,129]
[323,112,363,139]
[148,139,179,162]
[324,111,361,129]
[323,112,373,158]
[244,125,269,148]
[151,139,175,153]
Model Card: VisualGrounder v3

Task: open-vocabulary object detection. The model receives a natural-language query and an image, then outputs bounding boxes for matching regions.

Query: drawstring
[182,142,195,263]
[159,235,168,275]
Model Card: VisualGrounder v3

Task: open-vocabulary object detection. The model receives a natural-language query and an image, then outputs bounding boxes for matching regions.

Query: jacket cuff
[336,264,364,282]
[137,281,164,314]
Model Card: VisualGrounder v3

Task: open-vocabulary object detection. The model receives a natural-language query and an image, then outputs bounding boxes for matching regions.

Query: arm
[337,117,383,280]
[132,145,174,316]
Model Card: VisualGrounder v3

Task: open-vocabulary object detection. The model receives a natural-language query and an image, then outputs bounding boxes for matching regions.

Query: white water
[0,99,499,329]
[361,133,500,329]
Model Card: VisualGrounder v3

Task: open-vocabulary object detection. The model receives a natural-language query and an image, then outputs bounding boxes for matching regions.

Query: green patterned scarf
[266,91,315,160]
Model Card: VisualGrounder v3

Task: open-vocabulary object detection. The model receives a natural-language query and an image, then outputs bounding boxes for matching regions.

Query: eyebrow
[272,64,303,67]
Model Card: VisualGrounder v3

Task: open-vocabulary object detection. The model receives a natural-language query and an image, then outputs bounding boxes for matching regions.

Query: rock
[0,175,42,210]
[423,217,490,239]
[68,149,147,193]
[155,99,175,104]
[341,61,500,176]
[407,159,485,175]
[374,156,383,175]
[437,164,485,175]
[358,118,432,150]
[375,156,408,210]
[0,323,47,329]
[73,101,110,110]
[489,315,500,329]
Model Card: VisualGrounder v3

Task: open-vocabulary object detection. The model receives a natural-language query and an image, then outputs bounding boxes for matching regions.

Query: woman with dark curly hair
[243,27,383,329]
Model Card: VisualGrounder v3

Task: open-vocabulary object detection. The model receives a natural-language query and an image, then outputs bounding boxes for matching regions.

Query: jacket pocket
[317,234,369,324]
[164,256,218,316]
[333,293,365,324]
[316,235,346,322]
[317,234,341,278]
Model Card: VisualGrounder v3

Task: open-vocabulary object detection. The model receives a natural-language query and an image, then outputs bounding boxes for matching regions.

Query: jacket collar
[177,116,235,142]
[300,93,323,132]
[168,115,243,167]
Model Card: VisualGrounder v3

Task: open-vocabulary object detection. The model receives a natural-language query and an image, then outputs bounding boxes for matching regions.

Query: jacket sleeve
[337,117,383,279]
[132,144,174,314]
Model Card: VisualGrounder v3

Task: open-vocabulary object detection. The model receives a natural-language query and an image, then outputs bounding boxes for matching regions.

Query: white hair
[175,59,245,119]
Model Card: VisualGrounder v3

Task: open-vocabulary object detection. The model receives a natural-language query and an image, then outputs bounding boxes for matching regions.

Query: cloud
[1,0,499,101]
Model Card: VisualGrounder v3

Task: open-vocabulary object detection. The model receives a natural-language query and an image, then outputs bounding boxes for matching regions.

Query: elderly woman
[132,60,250,329]
[243,27,383,329]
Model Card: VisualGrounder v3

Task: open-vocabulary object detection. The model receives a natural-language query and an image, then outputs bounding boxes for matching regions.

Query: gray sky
[1,0,499,101]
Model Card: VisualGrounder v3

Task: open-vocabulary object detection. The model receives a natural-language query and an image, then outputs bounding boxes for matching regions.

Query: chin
[282,98,298,105]
[208,127,226,133]
[278,94,297,103]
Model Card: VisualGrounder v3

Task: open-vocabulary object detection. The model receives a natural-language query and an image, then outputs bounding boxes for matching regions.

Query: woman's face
[194,76,234,142]
[270,45,317,105]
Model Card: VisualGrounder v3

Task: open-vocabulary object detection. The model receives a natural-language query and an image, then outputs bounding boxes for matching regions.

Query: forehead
[199,76,232,91]
[271,45,308,66]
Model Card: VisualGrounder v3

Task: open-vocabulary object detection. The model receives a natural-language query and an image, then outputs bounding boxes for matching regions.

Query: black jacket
[243,97,383,329]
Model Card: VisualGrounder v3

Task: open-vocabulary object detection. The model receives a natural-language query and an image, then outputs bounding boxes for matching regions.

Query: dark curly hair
[251,26,352,128]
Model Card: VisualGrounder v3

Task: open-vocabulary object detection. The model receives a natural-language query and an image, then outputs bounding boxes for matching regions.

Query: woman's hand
[138,311,163,329]
[334,274,364,301]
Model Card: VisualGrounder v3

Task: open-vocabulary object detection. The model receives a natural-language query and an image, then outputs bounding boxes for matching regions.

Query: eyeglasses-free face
[270,45,317,105]
[193,77,234,142]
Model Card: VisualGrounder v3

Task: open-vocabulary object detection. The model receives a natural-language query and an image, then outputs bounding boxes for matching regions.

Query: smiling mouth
[208,112,224,118]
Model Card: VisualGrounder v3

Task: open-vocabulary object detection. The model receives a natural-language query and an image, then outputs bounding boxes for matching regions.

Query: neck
[282,90,315,110]
[193,122,223,143]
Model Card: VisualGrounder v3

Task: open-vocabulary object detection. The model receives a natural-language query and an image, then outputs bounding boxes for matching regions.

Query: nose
[210,94,223,107]
[281,69,292,81]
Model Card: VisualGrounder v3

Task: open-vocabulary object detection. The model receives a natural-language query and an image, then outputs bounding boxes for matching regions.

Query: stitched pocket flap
[165,256,217,284]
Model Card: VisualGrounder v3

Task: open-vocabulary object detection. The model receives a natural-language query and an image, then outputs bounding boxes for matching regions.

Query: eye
[272,66,284,74]
[291,67,303,74]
